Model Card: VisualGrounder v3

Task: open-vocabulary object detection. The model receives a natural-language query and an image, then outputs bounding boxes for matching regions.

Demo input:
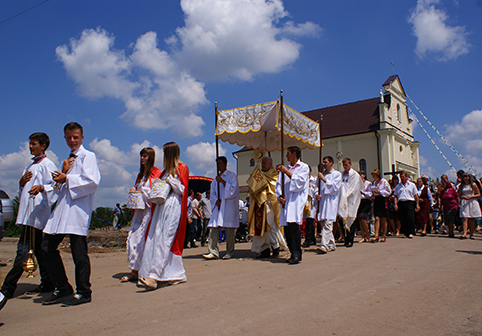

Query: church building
[234,75,420,197]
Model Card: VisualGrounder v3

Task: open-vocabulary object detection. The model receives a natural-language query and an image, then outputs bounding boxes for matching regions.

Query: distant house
[234,75,420,199]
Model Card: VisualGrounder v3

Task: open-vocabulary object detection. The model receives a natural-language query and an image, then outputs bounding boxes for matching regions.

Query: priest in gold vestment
[247,157,283,258]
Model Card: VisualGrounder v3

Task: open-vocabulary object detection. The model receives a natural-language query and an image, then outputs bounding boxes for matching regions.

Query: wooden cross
[384,164,402,179]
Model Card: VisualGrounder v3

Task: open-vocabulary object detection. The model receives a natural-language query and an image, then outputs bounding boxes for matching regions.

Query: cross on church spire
[390,60,395,75]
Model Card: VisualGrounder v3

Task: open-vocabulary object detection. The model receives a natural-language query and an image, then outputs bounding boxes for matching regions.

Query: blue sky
[1,0,481,207]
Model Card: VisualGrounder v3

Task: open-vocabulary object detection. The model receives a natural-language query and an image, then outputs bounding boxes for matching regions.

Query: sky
[1,0,482,208]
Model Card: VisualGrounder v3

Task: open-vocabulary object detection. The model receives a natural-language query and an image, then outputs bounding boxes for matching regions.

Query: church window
[359,159,366,172]
[396,104,401,121]
[249,158,255,166]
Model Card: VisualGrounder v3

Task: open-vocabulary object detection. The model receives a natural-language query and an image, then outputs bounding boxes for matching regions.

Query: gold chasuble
[247,166,280,237]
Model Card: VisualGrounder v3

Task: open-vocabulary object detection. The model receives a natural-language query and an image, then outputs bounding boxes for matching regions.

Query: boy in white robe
[275,146,310,264]
[338,158,364,247]
[203,156,240,260]
[1,132,57,299]
[314,156,341,254]
[42,122,100,306]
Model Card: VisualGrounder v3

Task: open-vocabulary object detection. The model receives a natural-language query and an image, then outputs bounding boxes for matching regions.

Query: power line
[0,0,50,26]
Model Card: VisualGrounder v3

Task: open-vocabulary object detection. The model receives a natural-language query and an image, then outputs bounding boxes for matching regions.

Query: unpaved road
[1,232,481,336]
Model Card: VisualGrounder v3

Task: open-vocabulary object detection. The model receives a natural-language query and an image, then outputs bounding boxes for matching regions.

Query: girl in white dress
[458,173,481,239]
[139,142,189,290]
[121,148,161,282]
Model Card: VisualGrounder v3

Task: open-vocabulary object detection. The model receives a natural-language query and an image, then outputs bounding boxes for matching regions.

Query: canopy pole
[215,102,221,210]
[280,90,285,208]
[315,116,323,221]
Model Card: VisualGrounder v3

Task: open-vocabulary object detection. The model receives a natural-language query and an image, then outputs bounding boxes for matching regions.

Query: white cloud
[0,143,59,201]
[184,142,227,176]
[57,2,320,136]
[445,110,482,152]
[172,0,321,81]
[408,0,471,61]
[57,29,208,137]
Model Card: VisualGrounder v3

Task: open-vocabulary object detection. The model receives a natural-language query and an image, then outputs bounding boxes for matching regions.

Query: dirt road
[1,233,481,335]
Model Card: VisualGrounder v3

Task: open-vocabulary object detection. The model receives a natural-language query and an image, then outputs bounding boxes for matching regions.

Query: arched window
[396,104,401,121]
[249,158,255,166]
[359,159,366,173]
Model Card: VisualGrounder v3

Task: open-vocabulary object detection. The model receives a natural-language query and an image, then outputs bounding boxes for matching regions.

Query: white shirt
[208,169,240,228]
[361,180,373,199]
[393,181,418,201]
[314,169,342,221]
[275,159,310,226]
[372,178,391,197]
[43,145,101,236]
[16,156,58,230]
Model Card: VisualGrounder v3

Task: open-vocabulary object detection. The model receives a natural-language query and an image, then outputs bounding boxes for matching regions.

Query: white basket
[126,191,145,209]
[148,178,171,204]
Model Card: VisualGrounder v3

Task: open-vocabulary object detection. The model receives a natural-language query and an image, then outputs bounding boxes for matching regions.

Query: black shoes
[61,293,91,307]
[42,288,74,305]
[257,248,271,259]
[345,242,353,248]
[271,247,280,258]
[1,289,14,300]
[287,257,300,264]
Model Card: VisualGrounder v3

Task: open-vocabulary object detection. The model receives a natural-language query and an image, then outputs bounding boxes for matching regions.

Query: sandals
[121,272,138,282]
[138,277,158,290]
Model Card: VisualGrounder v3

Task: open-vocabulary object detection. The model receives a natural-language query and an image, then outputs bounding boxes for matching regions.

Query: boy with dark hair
[1,132,58,299]
[41,122,101,306]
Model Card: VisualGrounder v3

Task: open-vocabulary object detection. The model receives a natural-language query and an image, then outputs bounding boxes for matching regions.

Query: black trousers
[1,225,53,295]
[201,218,210,246]
[345,220,357,245]
[41,233,91,298]
[398,200,416,236]
[304,218,316,245]
[285,222,302,260]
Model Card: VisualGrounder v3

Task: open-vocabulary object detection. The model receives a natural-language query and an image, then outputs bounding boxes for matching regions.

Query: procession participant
[338,158,364,248]
[1,132,57,299]
[370,169,391,242]
[247,156,281,258]
[314,156,341,254]
[184,189,197,248]
[199,190,212,247]
[302,167,317,247]
[458,173,481,239]
[42,122,101,306]
[276,146,309,264]
[138,142,189,289]
[439,176,458,238]
[393,171,420,239]
[193,192,203,241]
[112,203,121,230]
[121,147,161,283]
[415,177,433,236]
[357,171,372,243]
[203,156,240,260]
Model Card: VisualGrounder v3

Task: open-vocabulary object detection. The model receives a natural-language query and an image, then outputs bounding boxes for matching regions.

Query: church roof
[302,97,380,139]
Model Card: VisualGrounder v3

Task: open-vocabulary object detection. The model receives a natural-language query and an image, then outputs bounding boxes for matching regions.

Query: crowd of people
[1,134,481,310]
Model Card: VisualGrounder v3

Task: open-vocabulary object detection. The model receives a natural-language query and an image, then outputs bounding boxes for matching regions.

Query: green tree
[90,207,114,229]
[5,196,22,237]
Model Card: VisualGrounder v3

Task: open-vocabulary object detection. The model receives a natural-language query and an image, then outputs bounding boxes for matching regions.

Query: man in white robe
[1,132,57,299]
[275,146,309,264]
[314,156,341,254]
[338,158,364,247]
[42,122,100,306]
[203,156,240,260]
